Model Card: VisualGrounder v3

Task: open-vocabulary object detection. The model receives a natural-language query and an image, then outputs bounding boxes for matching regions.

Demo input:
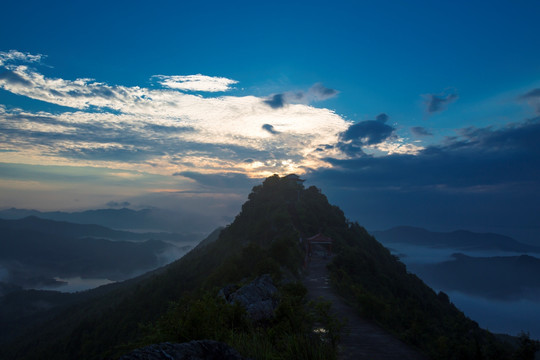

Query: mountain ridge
[0,207,206,237]
[2,175,534,360]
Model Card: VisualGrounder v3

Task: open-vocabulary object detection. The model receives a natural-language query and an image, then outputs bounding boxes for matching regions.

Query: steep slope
[3,175,528,360]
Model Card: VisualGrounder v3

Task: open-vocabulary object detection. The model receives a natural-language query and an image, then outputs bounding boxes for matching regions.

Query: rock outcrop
[118,340,248,360]
[219,274,278,321]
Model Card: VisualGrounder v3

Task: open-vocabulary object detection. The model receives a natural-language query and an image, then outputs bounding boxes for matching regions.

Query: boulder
[118,340,248,360]
[219,274,278,321]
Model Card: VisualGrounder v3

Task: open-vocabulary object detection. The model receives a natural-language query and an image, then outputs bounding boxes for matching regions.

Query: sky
[1,0,540,242]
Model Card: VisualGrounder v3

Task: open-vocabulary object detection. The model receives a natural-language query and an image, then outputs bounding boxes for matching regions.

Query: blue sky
[1,0,540,241]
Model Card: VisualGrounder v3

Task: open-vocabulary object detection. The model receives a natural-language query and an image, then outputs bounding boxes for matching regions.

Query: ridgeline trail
[303,253,429,360]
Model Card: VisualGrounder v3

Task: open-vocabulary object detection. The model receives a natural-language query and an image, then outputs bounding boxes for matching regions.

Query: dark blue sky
[1,0,539,242]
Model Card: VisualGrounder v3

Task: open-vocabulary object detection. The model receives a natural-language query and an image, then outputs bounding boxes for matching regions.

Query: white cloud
[153,74,238,92]
[0,51,422,179]
[0,50,44,67]
[0,56,351,177]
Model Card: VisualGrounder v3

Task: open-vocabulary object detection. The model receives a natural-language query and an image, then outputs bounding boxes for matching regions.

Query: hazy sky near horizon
[1,1,539,240]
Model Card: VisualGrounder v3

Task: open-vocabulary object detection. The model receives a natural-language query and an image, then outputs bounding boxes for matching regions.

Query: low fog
[383,240,540,340]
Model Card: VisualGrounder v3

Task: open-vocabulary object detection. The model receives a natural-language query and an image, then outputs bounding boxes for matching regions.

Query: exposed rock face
[118,340,248,360]
[219,274,278,321]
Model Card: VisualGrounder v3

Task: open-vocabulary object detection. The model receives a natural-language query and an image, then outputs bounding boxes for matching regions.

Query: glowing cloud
[0,52,354,178]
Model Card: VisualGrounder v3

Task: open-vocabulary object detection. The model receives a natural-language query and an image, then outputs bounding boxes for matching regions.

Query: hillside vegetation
[3,175,536,360]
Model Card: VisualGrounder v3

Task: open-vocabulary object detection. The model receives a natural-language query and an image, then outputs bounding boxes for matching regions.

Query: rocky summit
[219,274,279,322]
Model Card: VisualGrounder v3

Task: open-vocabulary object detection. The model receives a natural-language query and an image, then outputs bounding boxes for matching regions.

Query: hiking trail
[303,254,428,360]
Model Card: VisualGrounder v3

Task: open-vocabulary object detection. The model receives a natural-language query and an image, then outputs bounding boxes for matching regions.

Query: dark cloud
[107,201,131,208]
[262,124,279,135]
[336,142,366,157]
[264,94,286,109]
[375,113,389,123]
[330,118,540,188]
[308,118,540,239]
[411,126,433,136]
[0,70,32,86]
[173,171,260,190]
[339,114,395,149]
[424,91,458,114]
[336,113,395,156]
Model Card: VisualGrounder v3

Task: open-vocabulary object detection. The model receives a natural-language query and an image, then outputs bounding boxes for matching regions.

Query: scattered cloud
[520,88,540,99]
[153,74,238,92]
[340,119,394,145]
[334,113,424,157]
[0,50,44,67]
[424,90,459,114]
[263,83,338,109]
[520,88,540,113]
[411,126,433,136]
[337,113,395,156]
[308,83,339,101]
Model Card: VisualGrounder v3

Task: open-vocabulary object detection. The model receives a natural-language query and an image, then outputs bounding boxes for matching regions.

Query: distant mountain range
[372,226,540,253]
[0,217,195,288]
[0,207,206,237]
[0,216,185,242]
[410,253,540,300]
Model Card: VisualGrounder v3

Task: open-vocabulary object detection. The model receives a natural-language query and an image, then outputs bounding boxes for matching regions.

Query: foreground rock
[118,340,248,360]
[219,274,278,321]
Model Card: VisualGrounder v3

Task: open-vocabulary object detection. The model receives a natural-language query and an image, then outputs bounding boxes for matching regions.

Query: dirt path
[303,255,429,360]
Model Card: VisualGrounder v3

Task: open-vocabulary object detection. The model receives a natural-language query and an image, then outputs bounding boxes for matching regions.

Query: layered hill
[2,175,531,360]
[373,226,540,253]
[0,207,206,237]
[411,253,540,300]
[0,217,192,288]
[0,216,188,242]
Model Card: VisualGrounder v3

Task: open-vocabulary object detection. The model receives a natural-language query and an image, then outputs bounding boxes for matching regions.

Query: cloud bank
[309,118,540,236]
[0,51,355,178]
